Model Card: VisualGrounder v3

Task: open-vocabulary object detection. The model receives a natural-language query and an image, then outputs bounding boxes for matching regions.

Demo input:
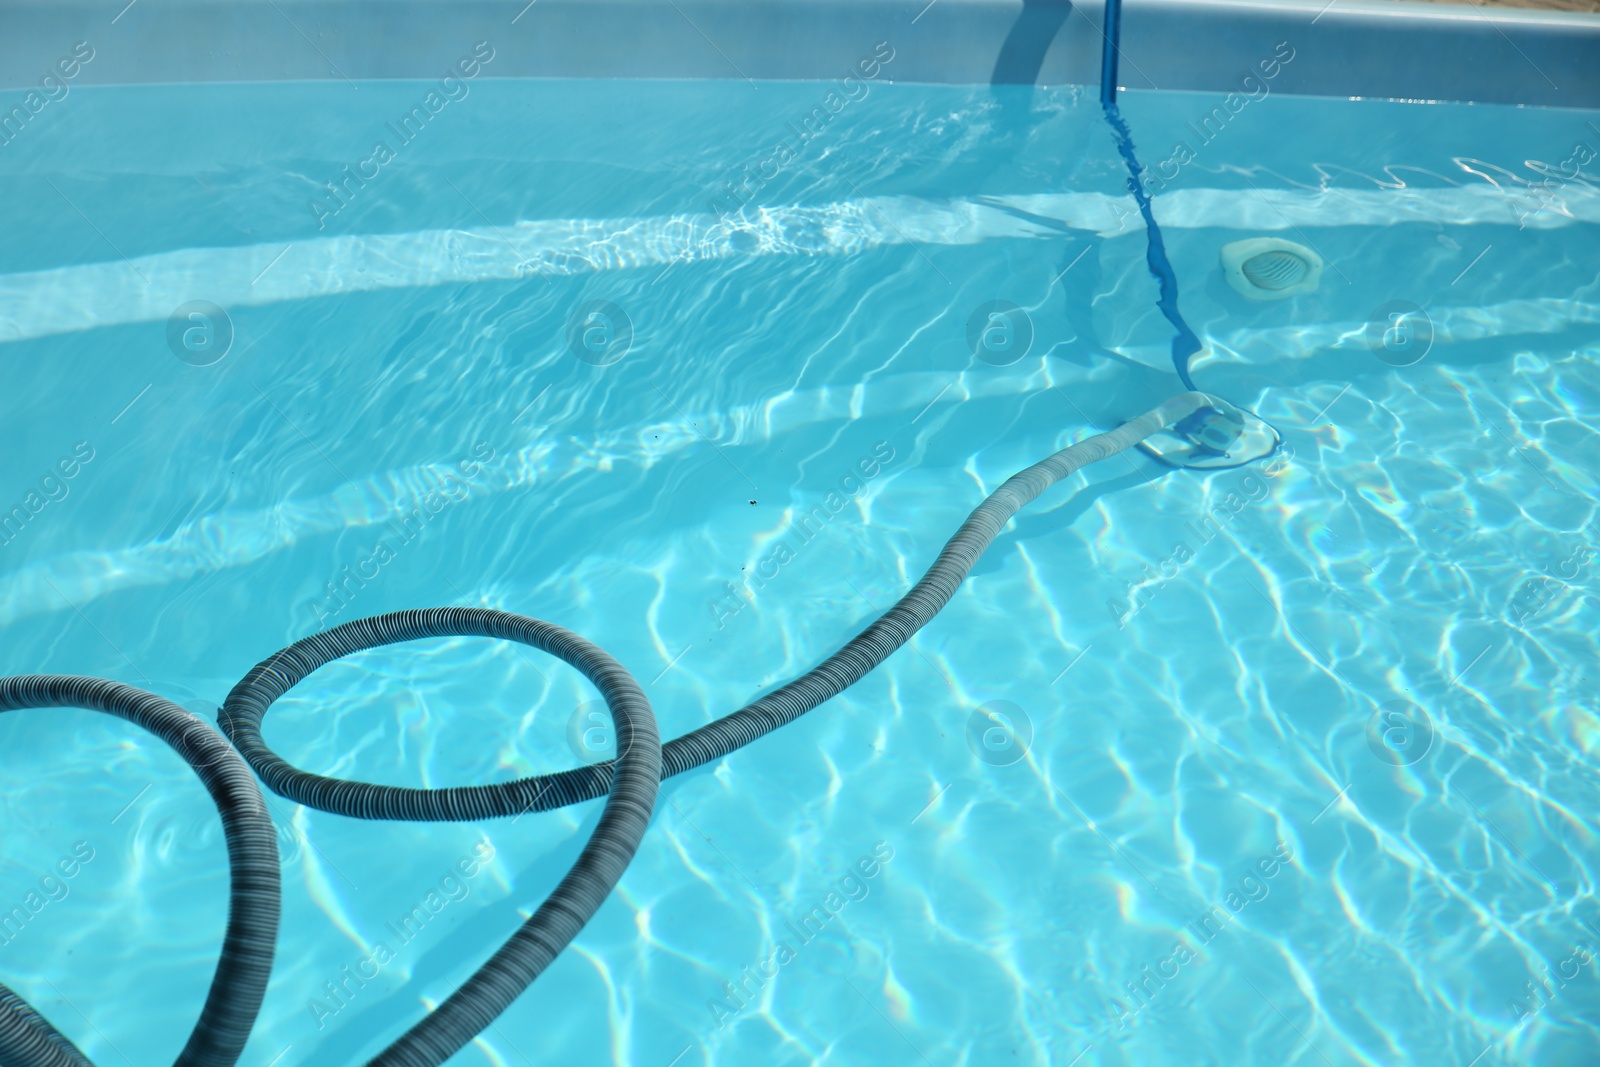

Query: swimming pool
[2,6,1600,1066]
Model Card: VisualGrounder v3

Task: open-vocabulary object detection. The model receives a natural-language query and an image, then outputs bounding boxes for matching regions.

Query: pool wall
[1,0,1598,108]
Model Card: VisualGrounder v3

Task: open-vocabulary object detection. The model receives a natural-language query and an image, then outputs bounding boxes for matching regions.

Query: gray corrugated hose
[0,676,280,1067]
[6,392,1210,1067]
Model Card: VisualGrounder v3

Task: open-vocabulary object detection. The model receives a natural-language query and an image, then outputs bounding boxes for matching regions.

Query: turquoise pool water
[0,75,1598,1067]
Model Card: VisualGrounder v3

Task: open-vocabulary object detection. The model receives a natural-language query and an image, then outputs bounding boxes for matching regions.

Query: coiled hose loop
[220,608,661,1067]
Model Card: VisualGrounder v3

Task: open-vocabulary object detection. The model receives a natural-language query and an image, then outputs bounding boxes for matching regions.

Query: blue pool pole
[1092,0,1281,463]
[1096,0,1205,389]
[1100,0,1122,104]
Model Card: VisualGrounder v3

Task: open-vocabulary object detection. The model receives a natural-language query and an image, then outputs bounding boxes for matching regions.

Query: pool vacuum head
[1137,393,1281,470]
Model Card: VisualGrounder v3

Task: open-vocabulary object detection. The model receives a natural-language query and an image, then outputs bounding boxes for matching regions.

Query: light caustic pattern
[0,75,1596,1067]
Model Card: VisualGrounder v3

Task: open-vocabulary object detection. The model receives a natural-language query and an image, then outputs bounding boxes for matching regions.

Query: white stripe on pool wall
[4,317,1599,632]
[0,370,1053,627]
[0,185,1595,347]
[0,196,1071,346]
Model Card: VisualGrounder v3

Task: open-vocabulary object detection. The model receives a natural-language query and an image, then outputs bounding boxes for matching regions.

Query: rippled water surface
[1,76,1599,1067]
